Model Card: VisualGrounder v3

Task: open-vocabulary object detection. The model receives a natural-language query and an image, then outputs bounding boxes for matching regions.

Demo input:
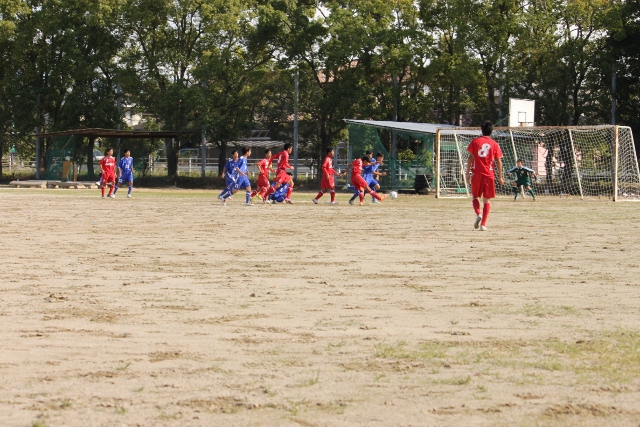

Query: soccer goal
[435,125,640,201]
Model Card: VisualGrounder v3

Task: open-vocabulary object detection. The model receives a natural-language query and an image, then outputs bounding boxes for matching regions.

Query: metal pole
[116,83,121,160]
[568,129,583,200]
[435,129,441,198]
[201,81,207,178]
[613,126,619,201]
[293,68,299,180]
[35,94,41,179]
[453,132,469,197]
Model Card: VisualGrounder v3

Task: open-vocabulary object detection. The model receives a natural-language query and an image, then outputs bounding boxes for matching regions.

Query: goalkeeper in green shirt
[509,159,536,201]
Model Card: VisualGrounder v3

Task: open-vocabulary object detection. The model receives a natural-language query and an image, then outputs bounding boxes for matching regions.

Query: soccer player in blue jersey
[364,152,387,203]
[113,149,135,198]
[268,181,292,203]
[232,147,254,206]
[217,150,239,205]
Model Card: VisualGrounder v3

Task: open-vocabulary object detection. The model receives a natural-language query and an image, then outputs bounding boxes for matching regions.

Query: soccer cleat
[217,194,222,200]
[312,198,318,204]
[101,196,105,199]
[127,194,132,198]
[342,184,350,190]
[257,193,263,201]
[480,225,488,231]
[359,202,364,206]
[372,199,379,204]
[330,201,338,205]
[245,202,254,206]
[474,215,482,229]
[108,194,115,198]
[285,198,292,204]
[349,199,354,205]
[95,181,101,186]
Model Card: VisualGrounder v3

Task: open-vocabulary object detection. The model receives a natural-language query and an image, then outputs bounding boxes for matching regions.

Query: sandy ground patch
[1,188,639,426]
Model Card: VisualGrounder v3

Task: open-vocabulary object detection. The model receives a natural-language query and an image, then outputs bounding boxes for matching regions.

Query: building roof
[34,128,198,139]
[344,120,461,135]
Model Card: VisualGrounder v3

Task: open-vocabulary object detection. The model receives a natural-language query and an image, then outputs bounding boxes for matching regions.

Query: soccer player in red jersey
[313,147,344,205]
[346,156,386,206]
[99,147,117,199]
[250,148,274,202]
[465,121,504,231]
[265,143,294,202]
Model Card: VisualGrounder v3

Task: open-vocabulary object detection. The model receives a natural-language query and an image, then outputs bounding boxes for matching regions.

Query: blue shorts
[225,176,237,188]
[235,176,251,190]
[367,179,379,188]
[119,174,133,184]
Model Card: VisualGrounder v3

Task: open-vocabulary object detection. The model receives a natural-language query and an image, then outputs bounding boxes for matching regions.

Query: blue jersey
[362,165,374,181]
[236,156,248,175]
[269,182,290,202]
[118,157,134,173]
[224,158,237,178]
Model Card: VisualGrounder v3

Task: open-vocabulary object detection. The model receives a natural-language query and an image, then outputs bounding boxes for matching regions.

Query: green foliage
[397,148,416,162]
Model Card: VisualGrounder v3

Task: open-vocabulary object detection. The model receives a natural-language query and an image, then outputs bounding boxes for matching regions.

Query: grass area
[373,329,640,386]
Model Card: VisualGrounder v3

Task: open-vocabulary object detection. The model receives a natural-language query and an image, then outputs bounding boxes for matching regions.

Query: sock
[266,184,276,196]
[107,186,113,196]
[359,191,364,203]
[101,186,105,197]
[315,190,324,200]
[472,198,481,215]
[246,191,251,204]
[128,186,132,195]
[330,191,335,202]
[481,203,491,226]
[113,186,119,195]
[259,187,268,199]
[529,188,535,198]
[371,191,382,200]
[286,187,292,199]
[349,191,359,202]
[218,188,228,199]
[250,190,258,198]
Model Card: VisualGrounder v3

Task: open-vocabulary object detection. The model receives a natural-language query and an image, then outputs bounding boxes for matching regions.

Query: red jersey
[270,150,291,173]
[322,156,338,177]
[350,158,363,180]
[467,136,503,178]
[257,158,272,179]
[99,156,116,174]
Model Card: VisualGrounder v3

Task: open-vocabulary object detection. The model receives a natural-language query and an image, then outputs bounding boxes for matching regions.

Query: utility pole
[201,81,207,178]
[611,62,616,125]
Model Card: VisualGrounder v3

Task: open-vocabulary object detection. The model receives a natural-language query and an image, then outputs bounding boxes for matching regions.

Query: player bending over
[509,159,536,201]
[268,173,294,203]
[99,147,117,199]
[113,149,135,198]
[265,143,294,203]
[217,150,239,205]
[346,156,386,206]
[313,147,344,205]
[250,148,274,202]
[465,121,504,231]
[364,152,387,203]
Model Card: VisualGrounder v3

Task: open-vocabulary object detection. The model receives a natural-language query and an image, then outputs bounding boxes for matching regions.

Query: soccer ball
[389,191,398,199]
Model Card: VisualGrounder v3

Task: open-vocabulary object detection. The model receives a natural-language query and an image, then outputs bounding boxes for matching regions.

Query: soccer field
[1,188,639,426]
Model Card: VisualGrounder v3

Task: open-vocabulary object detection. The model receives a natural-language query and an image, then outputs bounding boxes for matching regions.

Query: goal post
[435,125,640,201]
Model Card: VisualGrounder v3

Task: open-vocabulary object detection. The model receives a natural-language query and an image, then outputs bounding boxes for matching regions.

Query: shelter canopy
[344,120,459,135]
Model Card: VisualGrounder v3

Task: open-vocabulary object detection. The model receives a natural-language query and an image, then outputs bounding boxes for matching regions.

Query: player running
[313,147,344,205]
[113,149,135,198]
[250,148,274,202]
[363,152,387,203]
[465,121,504,231]
[346,156,386,206]
[233,147,254,206]
[99,147,117,199]
[265,143,294,203]
[217,150,239,205]
[509,159,536,201]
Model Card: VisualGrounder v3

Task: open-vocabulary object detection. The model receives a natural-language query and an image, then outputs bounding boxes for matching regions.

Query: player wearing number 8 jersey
[465,121,504,231]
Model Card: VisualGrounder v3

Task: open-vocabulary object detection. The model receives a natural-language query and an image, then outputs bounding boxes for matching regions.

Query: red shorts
[320,175,335,189]
[471,174,496,199]
[275,170,289,184]
[102,173,116,184]
[352,175,368,189]
[257,175,270,188]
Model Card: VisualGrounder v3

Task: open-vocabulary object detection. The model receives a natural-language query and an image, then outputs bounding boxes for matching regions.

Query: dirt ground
[1,188,639,427]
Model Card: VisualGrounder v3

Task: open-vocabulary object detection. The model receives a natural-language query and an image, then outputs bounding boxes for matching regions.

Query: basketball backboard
[509,98,535,127]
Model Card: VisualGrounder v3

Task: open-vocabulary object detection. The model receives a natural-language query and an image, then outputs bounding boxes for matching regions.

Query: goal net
[436,126,640,201]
